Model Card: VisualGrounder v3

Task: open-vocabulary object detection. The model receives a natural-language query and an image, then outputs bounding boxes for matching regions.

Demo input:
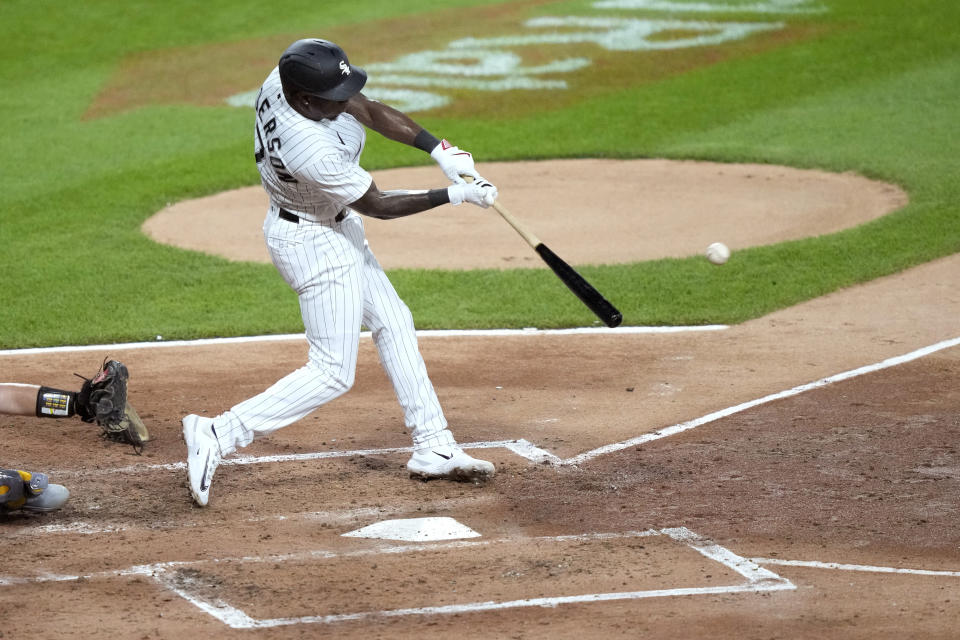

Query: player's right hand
[448,179,498,208]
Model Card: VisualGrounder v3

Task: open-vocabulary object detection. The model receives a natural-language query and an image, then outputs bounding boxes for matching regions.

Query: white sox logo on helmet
[339,60,350,76]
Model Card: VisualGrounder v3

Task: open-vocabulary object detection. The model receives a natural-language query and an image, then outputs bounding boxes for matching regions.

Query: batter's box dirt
[144,528,791,628]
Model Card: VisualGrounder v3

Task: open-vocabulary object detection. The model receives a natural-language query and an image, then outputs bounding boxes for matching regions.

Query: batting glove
[431,140,480,184]
[448,179,498,208]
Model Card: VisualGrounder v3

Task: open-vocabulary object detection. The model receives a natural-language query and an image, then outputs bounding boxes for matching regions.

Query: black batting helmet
[278,39,367,101]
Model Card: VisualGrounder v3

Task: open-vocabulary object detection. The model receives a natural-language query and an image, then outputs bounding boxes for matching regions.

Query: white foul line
[14,334,957,525]
[751,558,960,577]
[29,336,960,484]
[563,336,960,466]
[663,527,785,583]
[0,325,727,357]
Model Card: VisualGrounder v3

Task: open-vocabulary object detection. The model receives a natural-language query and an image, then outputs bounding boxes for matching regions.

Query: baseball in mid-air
[705,242,731,265]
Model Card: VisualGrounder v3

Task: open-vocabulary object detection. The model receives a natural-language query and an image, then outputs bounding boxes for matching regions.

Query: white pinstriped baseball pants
[210,207,454,456]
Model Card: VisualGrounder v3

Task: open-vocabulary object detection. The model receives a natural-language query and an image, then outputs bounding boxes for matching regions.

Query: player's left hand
[448,179,498,208]
[431,140,480,184]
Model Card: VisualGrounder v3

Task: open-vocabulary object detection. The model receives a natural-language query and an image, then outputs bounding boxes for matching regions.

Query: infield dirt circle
[3,160,959,639]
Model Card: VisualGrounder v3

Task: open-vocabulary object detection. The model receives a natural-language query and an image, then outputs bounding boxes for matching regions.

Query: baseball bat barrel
[533,242,623,328]
[462,176,623,328]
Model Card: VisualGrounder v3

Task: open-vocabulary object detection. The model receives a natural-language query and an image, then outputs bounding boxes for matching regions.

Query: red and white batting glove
[448,179,498,208]
[431,139,480,185]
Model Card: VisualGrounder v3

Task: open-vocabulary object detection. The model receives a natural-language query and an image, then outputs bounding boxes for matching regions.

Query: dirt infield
[2,161,959,638]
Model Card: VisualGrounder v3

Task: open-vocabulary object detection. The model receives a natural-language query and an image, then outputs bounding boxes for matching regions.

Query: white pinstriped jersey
[254,67,373,222]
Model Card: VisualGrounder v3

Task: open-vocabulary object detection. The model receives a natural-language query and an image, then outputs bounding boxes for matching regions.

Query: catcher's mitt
[76,359,149,454]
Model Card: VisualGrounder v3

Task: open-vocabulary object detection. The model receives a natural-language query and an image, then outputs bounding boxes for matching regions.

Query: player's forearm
[350,185,450,220]
[351,96,433,149]
[0,383,41,415]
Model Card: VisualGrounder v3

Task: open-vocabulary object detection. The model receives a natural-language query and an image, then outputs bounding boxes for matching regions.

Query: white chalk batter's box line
[0,527,795,628]
[52,439,558,480]
[53,335,960,480]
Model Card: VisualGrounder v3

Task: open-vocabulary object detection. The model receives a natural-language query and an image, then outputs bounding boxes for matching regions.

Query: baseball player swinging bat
[465,177,623,328]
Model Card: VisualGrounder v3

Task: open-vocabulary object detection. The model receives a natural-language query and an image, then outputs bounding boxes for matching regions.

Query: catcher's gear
[76,359,149,454]
[117,400,150,454]
[36,387,75,417]
[0,469,70,512]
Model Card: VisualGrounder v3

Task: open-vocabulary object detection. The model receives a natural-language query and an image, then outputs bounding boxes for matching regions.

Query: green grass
[1,0,957,347]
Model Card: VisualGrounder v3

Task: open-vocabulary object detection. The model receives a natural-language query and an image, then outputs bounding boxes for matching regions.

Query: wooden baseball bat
[464,177,623,328]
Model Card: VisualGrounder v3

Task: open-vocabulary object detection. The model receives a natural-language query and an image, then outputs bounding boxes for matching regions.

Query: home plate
[342,517,481,541]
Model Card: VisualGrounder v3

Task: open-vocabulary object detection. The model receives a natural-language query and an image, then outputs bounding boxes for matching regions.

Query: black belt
[278,208,346,224]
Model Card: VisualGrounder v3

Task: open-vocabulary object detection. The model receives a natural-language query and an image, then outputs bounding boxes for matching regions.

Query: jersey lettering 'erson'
[254,68,371,221]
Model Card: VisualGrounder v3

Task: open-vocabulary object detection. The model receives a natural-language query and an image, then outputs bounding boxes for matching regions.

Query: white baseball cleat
[407,446,496,482]
[182,414,221,507]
